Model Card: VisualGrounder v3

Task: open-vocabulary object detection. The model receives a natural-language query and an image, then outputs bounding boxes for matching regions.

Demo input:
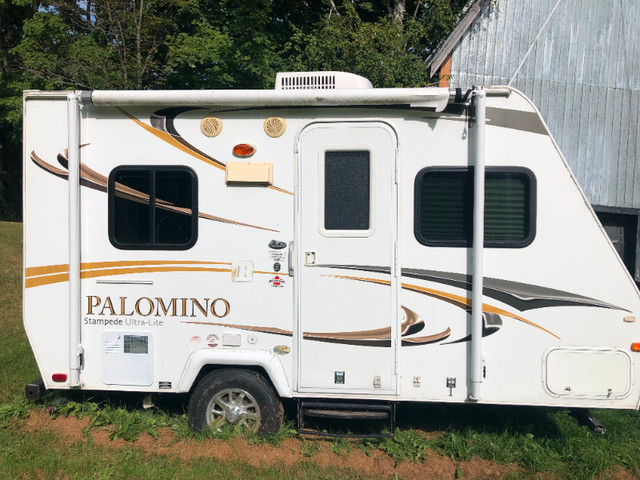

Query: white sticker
[269,275,285,287]
[270,251,286,262]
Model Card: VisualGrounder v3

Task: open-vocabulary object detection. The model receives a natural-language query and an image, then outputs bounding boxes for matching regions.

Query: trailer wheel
[188,369,283,436]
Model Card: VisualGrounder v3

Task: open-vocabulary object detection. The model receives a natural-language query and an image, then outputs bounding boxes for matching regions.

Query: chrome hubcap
[206,388,261,431]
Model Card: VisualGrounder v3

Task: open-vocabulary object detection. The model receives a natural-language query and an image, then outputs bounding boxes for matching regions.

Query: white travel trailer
[23,72,640,435]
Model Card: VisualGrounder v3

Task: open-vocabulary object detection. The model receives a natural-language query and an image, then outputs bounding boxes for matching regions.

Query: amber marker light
[232,143,256,157]
[52,373,67,382]
[631,343,640,352]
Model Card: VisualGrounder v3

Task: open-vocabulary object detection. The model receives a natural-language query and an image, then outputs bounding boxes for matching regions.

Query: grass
[2,220,640,479]
[0,222,39,405]
[390,403,640,479]
[0,426,374,480]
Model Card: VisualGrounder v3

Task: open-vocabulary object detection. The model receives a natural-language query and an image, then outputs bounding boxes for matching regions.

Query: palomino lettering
[86,296,230,318]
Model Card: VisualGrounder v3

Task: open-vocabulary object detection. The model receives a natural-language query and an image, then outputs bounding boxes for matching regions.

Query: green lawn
[0,222,39,404]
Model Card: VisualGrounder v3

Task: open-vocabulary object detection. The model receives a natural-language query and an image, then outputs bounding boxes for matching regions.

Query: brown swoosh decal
[31,151,68,178]
[403,281,560,339]
[304,329,389,340]
[303,306,425,340]
[320,264,625,312]
[327,274,560,340]
[402,328,451,345]
[181,321,293,337]
[31,150,278,232]
[182,306,449,346]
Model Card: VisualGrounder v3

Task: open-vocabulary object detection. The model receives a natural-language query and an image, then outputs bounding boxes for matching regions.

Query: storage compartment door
[545,347,631,398]
[101,331,154,386]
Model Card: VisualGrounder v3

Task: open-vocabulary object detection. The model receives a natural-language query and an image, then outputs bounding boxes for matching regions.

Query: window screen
[109,166,198,250]
[324,150,370,230]
[415,167,535,247]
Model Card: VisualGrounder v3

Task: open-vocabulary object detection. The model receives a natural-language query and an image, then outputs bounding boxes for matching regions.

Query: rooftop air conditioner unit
[274,71,373,90]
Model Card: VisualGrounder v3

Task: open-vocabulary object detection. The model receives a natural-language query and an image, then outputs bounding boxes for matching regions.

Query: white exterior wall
[23,88,640,409]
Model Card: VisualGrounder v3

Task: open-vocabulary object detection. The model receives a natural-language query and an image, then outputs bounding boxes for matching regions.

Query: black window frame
[108,165,198,250]
[414,166,536,248]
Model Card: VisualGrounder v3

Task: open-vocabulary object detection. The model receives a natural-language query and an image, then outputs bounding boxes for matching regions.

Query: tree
[165,0,330,89]
[0,0,41,221]
[1,0,469,220]
[284,17,431,87]
[281,0,466,88]
[13,0,190,90]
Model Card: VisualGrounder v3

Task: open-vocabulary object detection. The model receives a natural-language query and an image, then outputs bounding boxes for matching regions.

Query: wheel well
[189,364,275,395]
[187,364,284,435]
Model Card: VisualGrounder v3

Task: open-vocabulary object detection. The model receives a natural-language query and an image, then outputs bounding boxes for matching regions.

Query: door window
[321,150,373,236]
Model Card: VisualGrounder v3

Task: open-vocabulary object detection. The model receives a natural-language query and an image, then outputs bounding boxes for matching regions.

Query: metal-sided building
[428,0,640,281]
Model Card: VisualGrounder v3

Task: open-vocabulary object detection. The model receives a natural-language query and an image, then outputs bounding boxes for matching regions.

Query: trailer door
[296,122,399,394]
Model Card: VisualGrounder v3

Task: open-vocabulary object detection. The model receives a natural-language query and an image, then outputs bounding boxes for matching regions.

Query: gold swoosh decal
[25,263,70,277]
[118,108,293,196]
[26,259,232,278]
[81,259,231,271]
[26,266,233,288]
[25,260,284,288]
[327,274,560,339]
[25,273,70,288]
[117,108,225,171]
[81,266,231,279]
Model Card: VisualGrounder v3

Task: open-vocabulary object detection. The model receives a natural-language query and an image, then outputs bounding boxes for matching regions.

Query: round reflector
[233,143,256,157]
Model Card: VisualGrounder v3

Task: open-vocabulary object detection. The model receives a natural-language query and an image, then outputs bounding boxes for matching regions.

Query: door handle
[288,241,294,277]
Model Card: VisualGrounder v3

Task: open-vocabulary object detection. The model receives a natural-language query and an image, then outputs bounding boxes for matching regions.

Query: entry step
[297,400,396,438]
[304,408,390,419]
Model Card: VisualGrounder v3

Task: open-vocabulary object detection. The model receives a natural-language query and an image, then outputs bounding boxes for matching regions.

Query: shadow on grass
[396,402,565,437]
[42,390,568,440]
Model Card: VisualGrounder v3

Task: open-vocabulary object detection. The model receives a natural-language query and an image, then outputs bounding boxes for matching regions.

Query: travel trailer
[23,71,640,435]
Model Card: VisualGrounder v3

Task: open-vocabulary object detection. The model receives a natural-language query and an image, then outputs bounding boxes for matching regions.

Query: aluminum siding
[449,0,640,209]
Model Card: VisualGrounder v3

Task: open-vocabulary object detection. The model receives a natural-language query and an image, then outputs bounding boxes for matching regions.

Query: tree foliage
[0,0,40,220]
[0,0,467,220]
[283,0,466,87]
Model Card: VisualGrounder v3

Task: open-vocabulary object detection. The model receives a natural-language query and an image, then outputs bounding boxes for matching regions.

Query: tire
[187,368,283,436]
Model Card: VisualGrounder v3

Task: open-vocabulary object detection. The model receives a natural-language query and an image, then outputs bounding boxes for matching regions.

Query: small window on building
[323,150,371,231]
[109,166,198,250]
[414,167,535,247]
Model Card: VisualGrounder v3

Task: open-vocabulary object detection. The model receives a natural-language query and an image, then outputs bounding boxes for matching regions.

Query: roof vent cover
[275,71,373,90]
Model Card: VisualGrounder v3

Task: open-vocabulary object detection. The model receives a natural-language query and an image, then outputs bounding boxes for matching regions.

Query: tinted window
[324,150,370,230]
[415,168,535,247]
[109,166,198,250]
